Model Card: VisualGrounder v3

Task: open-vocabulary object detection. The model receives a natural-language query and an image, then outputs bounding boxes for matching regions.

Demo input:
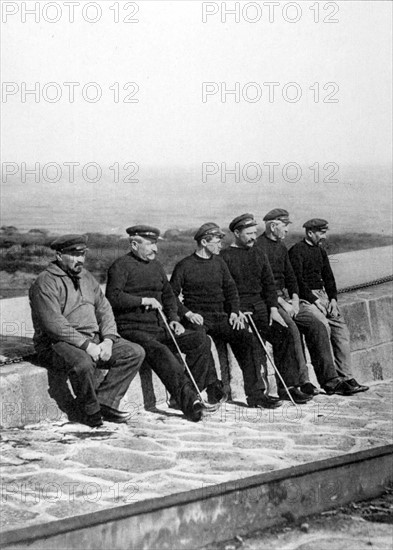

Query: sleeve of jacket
[106,259,143,310]
[289,246,317,304]
[29,276,89,349]
[258,251,279,308]
[321,249,338,301]
[169,262,190,318]
[160,264,179,322]
[91,273,119,341]
[284,249,299,296]
[221,259,240,314]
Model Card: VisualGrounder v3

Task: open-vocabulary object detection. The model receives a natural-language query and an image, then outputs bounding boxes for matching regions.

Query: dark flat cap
[194,222,225,241]
[126,225,161,241]
[263,208,292,223]
[51,234,88,253]
[229,213,257,233]
[303,218,329,231]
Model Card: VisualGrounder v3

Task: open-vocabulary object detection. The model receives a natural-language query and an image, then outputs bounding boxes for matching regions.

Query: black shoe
[168,396,181,410]
[206,380,228,405]
[100,404,132,423]
[345,378,369,393]
[300,382,319,396]
[279,387,313,404]
[188,399,203,422]
[324,380,359,396]
[83,411,103,428]
[247,394,283,409]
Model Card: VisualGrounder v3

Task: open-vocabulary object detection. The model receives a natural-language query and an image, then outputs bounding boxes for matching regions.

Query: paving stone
[44,499,111,520]
[283,451,344,463]
[70,445,176,472]
[1,382,392,534]
[108,437,167,452]
[16,450,45,461]
[232,438,288,450]
[0,505,39,528]
[290,434,357,451]
[73,468,139,484]
[0,454,25,466]
[154,438,183,448]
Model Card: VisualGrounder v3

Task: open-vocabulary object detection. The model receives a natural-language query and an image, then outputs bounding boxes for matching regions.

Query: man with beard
[170,222,283,409]
[29,235,145,427]
[106,225,220,422]
[288,218,368,395]
[220,214,313,404]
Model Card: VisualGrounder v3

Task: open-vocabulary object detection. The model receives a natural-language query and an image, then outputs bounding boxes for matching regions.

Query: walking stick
[157,308,217,410]
[244,312,296,406]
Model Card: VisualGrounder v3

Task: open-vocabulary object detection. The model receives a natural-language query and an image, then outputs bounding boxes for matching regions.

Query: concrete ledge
[1,282,392,429]
[339,282,393,383]
[1,445,392,550]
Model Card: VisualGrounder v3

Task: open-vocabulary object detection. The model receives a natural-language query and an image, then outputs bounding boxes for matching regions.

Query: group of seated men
[29,208,369,428]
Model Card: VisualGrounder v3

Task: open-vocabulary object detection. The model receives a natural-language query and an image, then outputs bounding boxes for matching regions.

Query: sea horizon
[2,164,392,236]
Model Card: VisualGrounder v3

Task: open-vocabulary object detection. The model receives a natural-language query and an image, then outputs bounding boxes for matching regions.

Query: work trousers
[247,301,307,391]
[42,337,145,415]
[119,326,215,402]
[300,289,352,380]
[201,313,264,399]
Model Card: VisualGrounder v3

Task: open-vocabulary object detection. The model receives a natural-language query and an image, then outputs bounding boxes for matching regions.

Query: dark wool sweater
[288,240,338,303]
[255,233,299,296]
[220,246,278,310]
[170,253,240,316]
[106,252,178,331]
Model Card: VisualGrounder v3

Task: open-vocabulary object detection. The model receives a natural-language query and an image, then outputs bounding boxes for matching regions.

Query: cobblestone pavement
[203,490,393,550]
[1,381,392,533]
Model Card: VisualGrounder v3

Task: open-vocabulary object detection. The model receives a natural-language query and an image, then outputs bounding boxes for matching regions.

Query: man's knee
[116,339,146,363]
[71,355,95,377]
[181,329,207,349]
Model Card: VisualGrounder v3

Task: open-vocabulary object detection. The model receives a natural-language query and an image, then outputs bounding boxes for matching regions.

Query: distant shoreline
[1,227,392,299]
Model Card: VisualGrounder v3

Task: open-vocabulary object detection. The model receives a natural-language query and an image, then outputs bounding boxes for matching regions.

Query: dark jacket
[288,240,338,303]
[255,232,299,296]
[220,246,278,310]
[170,253,240,317]
[29,262,118,354]
[106,252,179,332]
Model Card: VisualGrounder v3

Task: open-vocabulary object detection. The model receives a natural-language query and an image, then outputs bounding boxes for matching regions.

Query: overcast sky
[2,0,392,167]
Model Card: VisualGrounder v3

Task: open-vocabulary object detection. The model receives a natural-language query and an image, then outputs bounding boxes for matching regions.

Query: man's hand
[280,300,296,318]
[169,321,185,335]
[185,311,204,325]
[314,298,327,315]
[269,307,288,327]
[99,339,113,362]
[327,298,339,318]
[141,297,162,310]
[86,342,101,362]
[291,296,300,317]
[229,312,245,330]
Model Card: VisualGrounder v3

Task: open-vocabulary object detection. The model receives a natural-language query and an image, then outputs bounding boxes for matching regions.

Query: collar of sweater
[193,251,215,261]
[263,231,280,243]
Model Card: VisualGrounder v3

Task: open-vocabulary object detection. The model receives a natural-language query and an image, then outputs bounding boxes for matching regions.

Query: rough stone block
[368,294,393,345]
[350,342,393,383]
[340,300,373,350]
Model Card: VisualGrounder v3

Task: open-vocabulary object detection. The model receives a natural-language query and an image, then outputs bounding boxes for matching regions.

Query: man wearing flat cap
[256,209,363,396]
[221,213,313,404]
[106,225,216,422]
[29,234,145,428]
[289,219,368,395]
[170,222,281,409]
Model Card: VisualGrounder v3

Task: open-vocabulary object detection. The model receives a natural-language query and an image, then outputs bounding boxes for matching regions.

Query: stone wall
[0,282,391,429]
